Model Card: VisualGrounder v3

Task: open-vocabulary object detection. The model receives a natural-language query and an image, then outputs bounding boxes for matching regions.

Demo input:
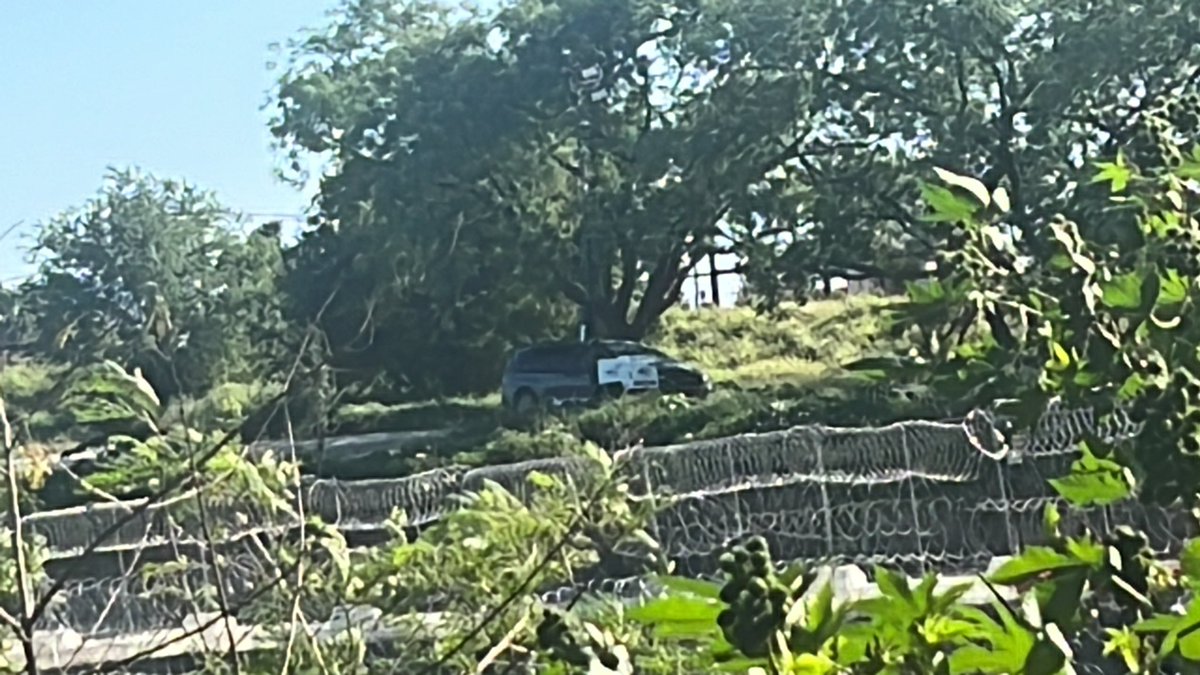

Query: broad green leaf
[1049,452,1133,507]
[1037,569,1087,628]
[782,652,839,675]
[990,547,1095,585]
[1182,539,1200,583]
[1100,272,1144,310]
[1093,152,1131,193]
[1118,373,1148,400]
[1160,269,1189,306]
[873,566,913,605]
[527,470,558,489]
[1063,537,1105,566]
[950,645,1022,673]
[922,615,978,645]
[1159,598,1200,660]
[1134,614,1184,634]
[626,594,722,626]
[1177,621,1200,661]
[920,184,979,223]
[1024,627,1070,675]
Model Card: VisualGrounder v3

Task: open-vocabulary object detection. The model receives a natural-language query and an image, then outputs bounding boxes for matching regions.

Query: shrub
[574,390,801,449]
[455,424,592,466]
[0,360,71,439]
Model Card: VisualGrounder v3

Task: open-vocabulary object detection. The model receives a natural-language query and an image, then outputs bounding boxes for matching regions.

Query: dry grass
[648,295,903,388]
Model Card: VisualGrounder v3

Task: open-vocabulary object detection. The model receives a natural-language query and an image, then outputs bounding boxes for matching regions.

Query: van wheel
[513,390,540,416]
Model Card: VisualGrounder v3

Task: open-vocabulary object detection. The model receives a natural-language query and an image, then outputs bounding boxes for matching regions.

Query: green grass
[331,393,503,436]
[303,294,913,478]
[19,294,923,489]
[326,295,903,439]
[648,295,903,388]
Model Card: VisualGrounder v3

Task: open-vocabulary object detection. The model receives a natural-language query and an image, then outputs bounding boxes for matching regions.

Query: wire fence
[17,401,1191,666]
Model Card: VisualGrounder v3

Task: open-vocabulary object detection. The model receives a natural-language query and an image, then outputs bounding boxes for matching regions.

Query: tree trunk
[586,301,641,340]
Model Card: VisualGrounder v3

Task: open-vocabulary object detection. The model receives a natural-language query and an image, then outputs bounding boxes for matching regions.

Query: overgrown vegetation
[4,0,1200,671]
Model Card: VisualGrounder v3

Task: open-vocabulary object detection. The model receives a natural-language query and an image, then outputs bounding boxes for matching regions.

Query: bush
[573,389,811,449]
[192,381,283,429]
[455,424,595,466]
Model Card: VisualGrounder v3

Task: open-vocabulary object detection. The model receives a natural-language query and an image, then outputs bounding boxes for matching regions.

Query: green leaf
[1181,539,1200,584]
[1135,614,1185,633]
[1038,569,1088,628]
[1049,451,1133,507]
[1047,341,1071,372]
[950,645,1020,673]
[1100,272,1144,310]
[1043,502,1062,539]
[1161,599,1200,661]
[527,470,558,489]
[990,547,1096,585]
[905,279,948,304]
[1093,151,1132,193]
[1024,628,1070,675]
[920,184,979,223]
[1160,269,1189,306]
[626,594,722,626]
[873,566,913,605]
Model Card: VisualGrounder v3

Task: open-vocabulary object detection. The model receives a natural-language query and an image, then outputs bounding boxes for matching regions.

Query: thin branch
[474,614,529,674]
[2,394,38,675]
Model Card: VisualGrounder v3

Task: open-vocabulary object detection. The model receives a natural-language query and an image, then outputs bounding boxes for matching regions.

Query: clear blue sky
[0,1,337,283]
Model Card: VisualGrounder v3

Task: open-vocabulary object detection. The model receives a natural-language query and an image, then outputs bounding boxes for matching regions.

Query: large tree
[737,0,1200,298]
[18,169,288,399]
[273,0,1200,355]
[271,0,855,349]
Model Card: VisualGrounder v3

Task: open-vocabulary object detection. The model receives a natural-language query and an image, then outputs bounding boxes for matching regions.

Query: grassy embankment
[323,295,913,476]
[4,295,917,487]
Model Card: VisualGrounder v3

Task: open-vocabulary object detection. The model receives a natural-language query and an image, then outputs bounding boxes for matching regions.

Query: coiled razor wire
[28,403,1144,556]
[27,402,1179,641]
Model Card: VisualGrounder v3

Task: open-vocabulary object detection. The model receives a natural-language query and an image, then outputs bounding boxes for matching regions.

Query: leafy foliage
[19,169,288,400]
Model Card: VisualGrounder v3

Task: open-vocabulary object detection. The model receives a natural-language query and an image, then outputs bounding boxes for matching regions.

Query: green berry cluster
[715,536,794,658]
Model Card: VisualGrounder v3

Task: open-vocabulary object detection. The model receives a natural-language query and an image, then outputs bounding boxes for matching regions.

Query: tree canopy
[17,169,287,399]
[271,0,1200,373]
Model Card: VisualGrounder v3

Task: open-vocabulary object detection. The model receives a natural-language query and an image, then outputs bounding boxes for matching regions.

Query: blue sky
[0,1,337,283]
[0,1,743,305]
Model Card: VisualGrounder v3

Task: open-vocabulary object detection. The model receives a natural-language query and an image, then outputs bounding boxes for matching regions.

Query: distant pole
[580,234,591,341]
[708,252,721,307]
[691,265,701,309]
